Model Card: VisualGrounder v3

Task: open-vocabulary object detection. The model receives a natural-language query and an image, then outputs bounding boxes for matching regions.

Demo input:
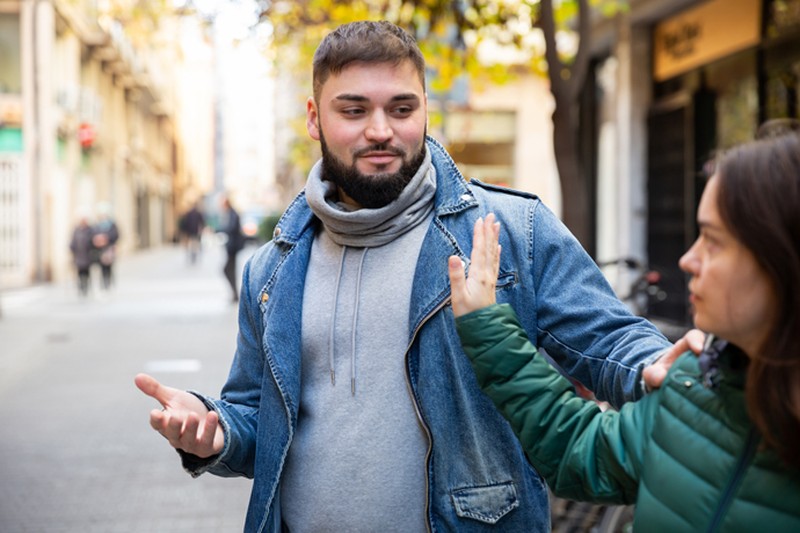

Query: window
[0,14,21,94]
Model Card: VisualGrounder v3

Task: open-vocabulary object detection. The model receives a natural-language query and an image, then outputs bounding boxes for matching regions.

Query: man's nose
[365,113,393,142]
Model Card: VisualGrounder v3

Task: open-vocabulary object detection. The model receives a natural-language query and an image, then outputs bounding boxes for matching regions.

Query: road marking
[144,359,202,373]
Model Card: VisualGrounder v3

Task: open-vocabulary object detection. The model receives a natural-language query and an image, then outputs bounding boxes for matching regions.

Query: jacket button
[261,293,269,303]
[684,380,693,388]
[273,227,281,238]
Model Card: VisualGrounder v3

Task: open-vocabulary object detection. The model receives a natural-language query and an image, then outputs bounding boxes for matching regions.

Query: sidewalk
[0,240,238,316]
[0,241,255,533]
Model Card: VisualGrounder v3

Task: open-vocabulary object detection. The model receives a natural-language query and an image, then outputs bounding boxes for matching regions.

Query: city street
[0,241,257,532]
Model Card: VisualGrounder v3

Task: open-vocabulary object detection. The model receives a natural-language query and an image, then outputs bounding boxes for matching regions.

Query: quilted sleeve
[457,304,660,504]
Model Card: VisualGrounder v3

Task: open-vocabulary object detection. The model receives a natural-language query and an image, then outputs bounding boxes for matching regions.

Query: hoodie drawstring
[328,246,369,395]
[329,247,347,386]
[350,248,367,395]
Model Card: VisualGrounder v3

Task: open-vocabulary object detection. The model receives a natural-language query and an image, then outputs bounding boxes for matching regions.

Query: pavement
[0,241,259,532]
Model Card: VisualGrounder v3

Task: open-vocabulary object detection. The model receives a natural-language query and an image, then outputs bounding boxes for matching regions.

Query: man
[70,214,95,297]
[220,196,244,303]
[180,200,206,264]
[136,21,691,532]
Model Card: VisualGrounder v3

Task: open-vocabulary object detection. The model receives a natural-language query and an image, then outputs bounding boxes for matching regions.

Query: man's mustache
[353,144,405,158]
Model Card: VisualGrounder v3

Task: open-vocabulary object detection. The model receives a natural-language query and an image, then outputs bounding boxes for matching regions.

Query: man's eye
[342,108,365,116]
[392,106,413,115]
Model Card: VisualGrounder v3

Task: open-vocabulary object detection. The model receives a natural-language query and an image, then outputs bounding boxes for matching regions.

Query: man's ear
[306,97,320,141]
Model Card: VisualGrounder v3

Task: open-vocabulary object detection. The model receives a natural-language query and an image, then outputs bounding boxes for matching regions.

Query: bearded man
[136,20,688,533]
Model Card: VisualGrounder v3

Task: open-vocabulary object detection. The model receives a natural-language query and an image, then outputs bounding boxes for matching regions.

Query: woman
[448,132,800,531]
[92,204,120,290]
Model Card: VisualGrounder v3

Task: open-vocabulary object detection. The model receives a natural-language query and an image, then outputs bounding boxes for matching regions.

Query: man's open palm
[135,373,224,458]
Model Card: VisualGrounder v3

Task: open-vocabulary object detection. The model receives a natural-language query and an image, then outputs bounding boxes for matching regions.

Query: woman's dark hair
[312,21,426,103]
[714,130,800,467]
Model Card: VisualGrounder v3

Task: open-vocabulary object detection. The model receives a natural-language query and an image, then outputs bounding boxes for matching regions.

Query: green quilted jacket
[456,304,800,533]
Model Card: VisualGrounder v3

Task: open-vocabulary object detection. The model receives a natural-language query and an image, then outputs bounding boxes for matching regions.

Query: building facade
[0,0,190,288]
[587,0,799,330]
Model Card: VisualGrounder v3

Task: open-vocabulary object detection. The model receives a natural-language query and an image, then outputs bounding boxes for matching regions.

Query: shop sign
[654,0,762,81]
[78,122,96,149]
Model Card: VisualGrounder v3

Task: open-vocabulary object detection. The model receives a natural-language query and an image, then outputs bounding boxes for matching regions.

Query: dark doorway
[647,97,690,325]
[646,88,715,327]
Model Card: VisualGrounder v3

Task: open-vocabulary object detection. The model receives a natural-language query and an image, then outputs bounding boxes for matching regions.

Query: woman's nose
[679,243,699,274]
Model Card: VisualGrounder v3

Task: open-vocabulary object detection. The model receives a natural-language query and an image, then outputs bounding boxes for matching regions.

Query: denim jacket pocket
[451,481,519,524]
[495,271,517,290]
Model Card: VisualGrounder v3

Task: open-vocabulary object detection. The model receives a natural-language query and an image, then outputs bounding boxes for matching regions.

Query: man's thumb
[135,373,166,404]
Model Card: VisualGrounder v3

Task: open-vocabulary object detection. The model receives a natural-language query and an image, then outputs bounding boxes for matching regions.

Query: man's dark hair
[312,21,426,102]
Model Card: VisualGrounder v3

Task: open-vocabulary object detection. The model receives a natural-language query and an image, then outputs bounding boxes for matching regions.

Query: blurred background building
[1,0,798,336]
[0,0,275,290]
[587,0,799,328]
[271,0,799,333]
[1,0,186,287]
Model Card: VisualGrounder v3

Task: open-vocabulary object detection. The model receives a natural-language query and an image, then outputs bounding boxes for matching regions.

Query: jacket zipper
[404,297,451,533]
[707,428,759,533]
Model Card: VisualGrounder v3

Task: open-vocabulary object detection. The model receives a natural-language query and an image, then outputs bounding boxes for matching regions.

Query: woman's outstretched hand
[449,213,501,318]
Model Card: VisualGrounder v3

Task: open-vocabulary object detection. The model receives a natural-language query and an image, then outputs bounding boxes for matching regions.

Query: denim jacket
[185,137,670,532]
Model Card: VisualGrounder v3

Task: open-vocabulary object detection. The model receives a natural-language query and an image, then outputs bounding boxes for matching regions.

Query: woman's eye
[703,236,720,252]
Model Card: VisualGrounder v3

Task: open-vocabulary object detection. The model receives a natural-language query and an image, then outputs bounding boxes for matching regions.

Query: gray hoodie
[280,149,436,531]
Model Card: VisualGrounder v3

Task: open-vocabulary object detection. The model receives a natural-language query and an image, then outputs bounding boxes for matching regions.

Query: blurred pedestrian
[69,214,94,297]
[220,196,243,303]
[449,130,800,531]
[92,203,119,291]
[179,201,206,264]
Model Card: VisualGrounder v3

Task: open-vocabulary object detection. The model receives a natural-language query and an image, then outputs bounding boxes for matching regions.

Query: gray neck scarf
[305,148,436,247]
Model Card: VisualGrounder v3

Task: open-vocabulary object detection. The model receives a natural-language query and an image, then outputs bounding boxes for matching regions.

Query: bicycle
[596,257,667,317]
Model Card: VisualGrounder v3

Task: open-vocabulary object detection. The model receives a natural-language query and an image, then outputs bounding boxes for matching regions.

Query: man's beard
[319,129,427,209]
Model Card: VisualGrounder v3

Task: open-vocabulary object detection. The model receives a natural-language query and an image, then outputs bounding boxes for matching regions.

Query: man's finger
[642,364,667,390]
[183,412,201,444]
[642,329,708,390]
[198,411,220,452]
[149,408,166,432]
[164,413,185,447]
[135,373,171,407]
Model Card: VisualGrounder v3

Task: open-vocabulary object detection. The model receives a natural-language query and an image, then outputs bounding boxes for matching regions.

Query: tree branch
[540,0,564,97]
[568,0,591,102]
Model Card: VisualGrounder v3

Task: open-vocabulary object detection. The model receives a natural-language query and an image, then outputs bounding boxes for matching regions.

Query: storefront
[645,0,800,325]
